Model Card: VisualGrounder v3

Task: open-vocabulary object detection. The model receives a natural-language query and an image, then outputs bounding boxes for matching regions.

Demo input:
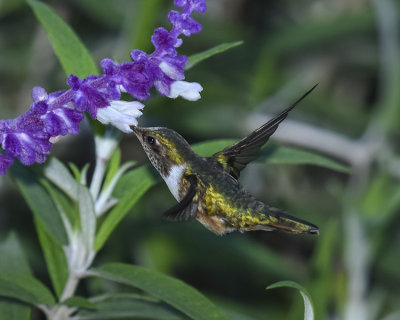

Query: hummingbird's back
[192,157,318,235]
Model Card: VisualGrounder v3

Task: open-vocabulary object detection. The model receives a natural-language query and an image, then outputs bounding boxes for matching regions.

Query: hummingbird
[132,85,319,236]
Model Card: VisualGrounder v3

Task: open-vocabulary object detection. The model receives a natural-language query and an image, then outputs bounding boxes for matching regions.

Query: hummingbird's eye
[146,136,156,145]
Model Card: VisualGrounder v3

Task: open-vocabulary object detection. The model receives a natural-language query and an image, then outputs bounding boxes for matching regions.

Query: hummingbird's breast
[163,163,187,201]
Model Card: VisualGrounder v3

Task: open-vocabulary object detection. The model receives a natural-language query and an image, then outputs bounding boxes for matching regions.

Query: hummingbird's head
[132,126,193,178]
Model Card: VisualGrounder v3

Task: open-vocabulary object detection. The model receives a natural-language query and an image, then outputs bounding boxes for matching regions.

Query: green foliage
[266,281,314,320]
[62,296,96,310]
[10,164,68,245]
[77,294,186,319]
[0,272,55,307]
[35,219,69,299]
[103,148,122,190]
[95,165,159,251]
[126,0,165,54]
[186,41,244,70]
[0,234,32,319]
[92,263,228,320]
[26,0,98,78]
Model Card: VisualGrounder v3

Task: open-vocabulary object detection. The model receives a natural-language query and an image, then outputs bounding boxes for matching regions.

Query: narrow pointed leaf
[41,178,79,229]
[0,272,56,307]
[77,295,184,319]
[42,157,79,200]
[259,145,350,173]
[35,218,69,299]
[126,0,164,53]
[10,163,68,245]
[91,263,228,320]
[186,41,243,70]
[0,299,31,320]
[0,233,32,319]
[78,185,96,252]
[62,296,96,310]
[0,233,31,275]
[95,166,158,251]
[266,281,314,320]
[26,0,98,77]
[103,148,121,190]
[69,162,81,181]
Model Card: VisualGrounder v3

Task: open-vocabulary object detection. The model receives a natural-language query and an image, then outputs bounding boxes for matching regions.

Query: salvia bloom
[0,0,206,175]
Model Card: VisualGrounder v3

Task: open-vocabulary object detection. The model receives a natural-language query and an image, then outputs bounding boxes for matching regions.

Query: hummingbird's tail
[261,207,319,235]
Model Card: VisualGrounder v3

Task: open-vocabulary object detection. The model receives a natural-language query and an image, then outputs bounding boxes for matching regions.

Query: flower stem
[89,157,106,200]
[60,272,80,302]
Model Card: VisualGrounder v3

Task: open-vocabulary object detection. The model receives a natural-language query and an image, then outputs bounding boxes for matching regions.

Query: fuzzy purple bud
[169,11,202,36]
[0,153,14,175]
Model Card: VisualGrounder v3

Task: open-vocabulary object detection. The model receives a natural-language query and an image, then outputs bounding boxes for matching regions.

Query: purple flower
[0,153,14,174]
[174,0,207,14]
[102,57,154,101]
[0,0,206,175]
[0,112,52,165]
[169,11,202,36]
[152,27,182,56]
[67,75,111,118]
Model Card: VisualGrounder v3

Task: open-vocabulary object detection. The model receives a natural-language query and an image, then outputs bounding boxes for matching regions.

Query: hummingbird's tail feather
[261,208,319,235]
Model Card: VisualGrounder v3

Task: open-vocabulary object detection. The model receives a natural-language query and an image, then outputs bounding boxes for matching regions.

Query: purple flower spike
[0,0,207,174]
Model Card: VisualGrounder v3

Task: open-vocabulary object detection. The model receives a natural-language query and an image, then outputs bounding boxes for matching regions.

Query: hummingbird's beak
[131,125,139,134]
[131,125,143,139]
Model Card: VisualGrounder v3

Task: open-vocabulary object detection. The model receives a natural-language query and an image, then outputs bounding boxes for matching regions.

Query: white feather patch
[164,164,186,201]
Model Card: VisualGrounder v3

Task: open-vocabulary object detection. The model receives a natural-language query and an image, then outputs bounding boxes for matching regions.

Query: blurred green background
[1,0,400,319]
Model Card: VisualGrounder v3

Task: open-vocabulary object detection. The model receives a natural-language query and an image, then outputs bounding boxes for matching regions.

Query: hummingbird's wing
[163,174,199,221]
[211,85,317,179]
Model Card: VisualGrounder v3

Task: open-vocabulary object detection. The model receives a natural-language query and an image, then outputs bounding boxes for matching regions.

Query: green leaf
[186,41,243,70]
[62,296,96,310]
[0,233,32,320]
[0,272,56,307]
[259,145,350,173]
[0,233,31,275]
[126,0,164,54]
[266,281,314,320]
[77,294,184,319]
[95,166,158,251]
[68,0,123,28]
[103,148,121,190]
[192,139,350,173]
[91,263,228,320]
[310,220,339,318]
[0,299,31,320]
[35,219,69,299]
[192,139,234,156]
[10,163,68,245]
[69,163,82,181]
[78,184,96,252]
[42,157,79,200]
[40,177,79,229]
[26,0,98,78]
